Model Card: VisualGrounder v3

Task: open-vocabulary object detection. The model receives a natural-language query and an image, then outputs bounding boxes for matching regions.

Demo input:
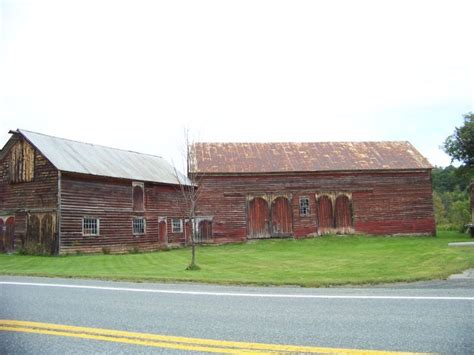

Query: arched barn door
[5,217,15,252]
[248,197,270,238]
[271,197,293,236]
[335,195,352,231]
[318,195,334,231]
[0,219,5,252]
[158,219,167,244]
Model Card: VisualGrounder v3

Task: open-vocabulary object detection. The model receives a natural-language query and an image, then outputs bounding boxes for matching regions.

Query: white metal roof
[15,129,190,185]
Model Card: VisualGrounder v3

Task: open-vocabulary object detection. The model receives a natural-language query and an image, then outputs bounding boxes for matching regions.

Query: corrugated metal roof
[191,142,432,173]
[15,129,190,185]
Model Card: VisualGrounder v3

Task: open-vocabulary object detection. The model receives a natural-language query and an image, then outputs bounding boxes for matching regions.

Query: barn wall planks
[195,170,436,241]
[59,173,188,254]
[0,138,58,251]
[0,139,58,211]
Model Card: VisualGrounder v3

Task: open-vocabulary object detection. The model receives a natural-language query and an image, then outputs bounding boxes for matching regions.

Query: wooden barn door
[26,215,40,252]
[318,196,334,231]
[197,220,212,243]
[159,219,167,244]
[271,197,293,236]
[4,217,15,252]
[248,197,270,238]
[41,214,57,255]
[0,219,4,252]
[335,195,352,231]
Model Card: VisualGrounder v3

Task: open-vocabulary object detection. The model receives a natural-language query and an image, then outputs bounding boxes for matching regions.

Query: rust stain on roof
[190,142,432,174]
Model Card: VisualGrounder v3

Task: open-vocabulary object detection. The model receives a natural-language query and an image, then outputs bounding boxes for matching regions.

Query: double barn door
[248,197,293,238]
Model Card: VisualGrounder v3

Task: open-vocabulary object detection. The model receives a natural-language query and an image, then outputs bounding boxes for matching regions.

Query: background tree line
[432,166,470,231]
[434,112,473,231]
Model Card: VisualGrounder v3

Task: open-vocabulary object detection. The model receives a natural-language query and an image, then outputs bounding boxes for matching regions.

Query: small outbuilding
[190,142,436,242]
[0,129,191,254]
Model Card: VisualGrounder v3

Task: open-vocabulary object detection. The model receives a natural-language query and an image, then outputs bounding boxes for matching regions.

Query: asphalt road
[0,275,473,354]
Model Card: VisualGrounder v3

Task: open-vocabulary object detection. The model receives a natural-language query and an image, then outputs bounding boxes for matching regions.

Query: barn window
[10,140,35,183]
[133,217,146,235]
[132,182,144,211]
[83,218,100,236]
[299,197,310,216]
[172,218,183,233]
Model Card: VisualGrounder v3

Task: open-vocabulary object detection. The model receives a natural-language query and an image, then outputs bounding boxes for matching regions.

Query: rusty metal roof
[190,142,432,174]
[14,129,190,185]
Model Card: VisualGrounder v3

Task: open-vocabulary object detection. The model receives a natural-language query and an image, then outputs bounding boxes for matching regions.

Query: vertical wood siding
[335,195,352,228]
[318,195,334,232]
[9,139,35,183]
[248,197,269,238]
[271,197,293,236]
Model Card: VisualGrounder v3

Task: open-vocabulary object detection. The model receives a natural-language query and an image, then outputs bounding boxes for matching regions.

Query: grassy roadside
[1,231,473,287]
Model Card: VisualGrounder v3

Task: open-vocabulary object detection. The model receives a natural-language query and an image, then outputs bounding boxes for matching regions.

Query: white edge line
[1,281,474,301]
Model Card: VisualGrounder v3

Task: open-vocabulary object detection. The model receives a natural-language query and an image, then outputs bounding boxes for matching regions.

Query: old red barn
[190,142,436,242]
[0,129,191,254]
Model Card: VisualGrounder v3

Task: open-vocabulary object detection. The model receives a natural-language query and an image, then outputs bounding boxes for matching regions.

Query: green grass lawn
[1,231,473,287]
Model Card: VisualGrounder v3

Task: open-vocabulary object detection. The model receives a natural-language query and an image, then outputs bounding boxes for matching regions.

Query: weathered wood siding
[195,170,436,241]
[0,137,58,252]
[60,173,187,254]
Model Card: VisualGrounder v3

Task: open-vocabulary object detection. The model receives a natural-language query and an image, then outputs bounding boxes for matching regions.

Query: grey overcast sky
[1,0,473,171]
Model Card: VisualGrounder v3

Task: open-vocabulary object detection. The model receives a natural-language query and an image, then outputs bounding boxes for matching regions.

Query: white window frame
[82,217,100,236]
[171,218,183,233]
[133,217,146,235]
[299,197,310,217]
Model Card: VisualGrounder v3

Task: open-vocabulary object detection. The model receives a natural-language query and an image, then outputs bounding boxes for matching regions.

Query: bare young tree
[173,128,203,270]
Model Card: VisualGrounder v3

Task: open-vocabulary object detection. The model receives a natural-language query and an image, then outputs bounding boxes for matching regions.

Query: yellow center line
[0,320,427,354]
[0,326,263,354]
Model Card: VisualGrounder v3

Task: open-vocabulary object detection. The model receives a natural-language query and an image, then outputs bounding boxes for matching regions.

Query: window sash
[299,197,310,216]
[83,218,99,236]
[133,217,146,235]
[172,218,183,233]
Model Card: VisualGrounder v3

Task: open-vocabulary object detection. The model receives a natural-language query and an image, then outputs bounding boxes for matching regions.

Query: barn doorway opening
[271,197,293,237]
[318,195,334,233]
[158,218,167,244]
[5,217,15,252]
[41,214,57,255]
[24,213,56,255]
[197,219,213,243]
[335,195,352,231]
[248,197,270,239]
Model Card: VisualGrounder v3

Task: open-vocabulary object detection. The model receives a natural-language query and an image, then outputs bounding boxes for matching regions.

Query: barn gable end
[0,130,190,255]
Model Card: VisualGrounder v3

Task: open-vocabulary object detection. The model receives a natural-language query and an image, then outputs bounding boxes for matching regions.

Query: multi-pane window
[299,197,310,216]
[133,217,145,235]
[172,218,183,233]
[83,217,99,236]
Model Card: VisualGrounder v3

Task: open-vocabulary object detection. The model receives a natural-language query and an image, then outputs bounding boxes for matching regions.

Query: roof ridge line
[193,141,411,145]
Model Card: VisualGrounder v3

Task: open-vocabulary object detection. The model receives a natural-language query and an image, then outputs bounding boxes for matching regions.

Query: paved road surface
[1,275,473,354]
